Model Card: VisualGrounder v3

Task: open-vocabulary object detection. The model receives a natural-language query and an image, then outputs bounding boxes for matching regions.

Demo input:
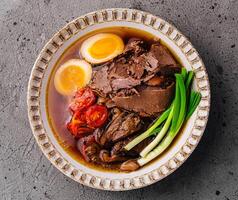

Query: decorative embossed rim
[27,8,210,191]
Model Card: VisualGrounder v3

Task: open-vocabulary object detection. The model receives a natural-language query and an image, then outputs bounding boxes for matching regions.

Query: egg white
[54,59,92,95]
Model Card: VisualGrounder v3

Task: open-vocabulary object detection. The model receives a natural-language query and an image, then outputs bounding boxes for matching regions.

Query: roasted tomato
[85,104,108,128]
[72,111,87,125]
[67,111,93,138]
[69,87,96,112]
[67,123,93,138]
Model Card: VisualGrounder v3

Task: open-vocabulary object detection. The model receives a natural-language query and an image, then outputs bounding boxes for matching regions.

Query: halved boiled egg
[54,59,92,95]
[80,33,124,64]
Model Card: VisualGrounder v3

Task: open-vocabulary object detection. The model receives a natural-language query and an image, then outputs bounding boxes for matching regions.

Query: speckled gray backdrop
[0,0,237,199]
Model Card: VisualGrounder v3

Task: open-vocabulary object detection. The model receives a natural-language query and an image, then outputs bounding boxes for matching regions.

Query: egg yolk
[89,37,117,59]
[59,65,85,91]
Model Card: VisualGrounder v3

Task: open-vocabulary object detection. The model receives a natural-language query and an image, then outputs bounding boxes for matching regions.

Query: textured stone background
[0,0,238,199]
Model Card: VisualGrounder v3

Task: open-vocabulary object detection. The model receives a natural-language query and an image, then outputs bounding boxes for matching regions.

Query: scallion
[124,68,201,167]
[124,107,172,151]
[138,74,187,166]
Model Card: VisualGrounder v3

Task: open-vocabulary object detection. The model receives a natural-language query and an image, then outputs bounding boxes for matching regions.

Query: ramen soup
[47,27,196,172]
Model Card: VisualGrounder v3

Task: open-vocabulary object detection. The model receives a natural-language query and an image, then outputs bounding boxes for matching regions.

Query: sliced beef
[89,39,149,96]
[109,62,145,80]
[128,43,181,80]
[149,43,177,67]
[77,135,100,163]
[129,63,145,79]
[108,45,145,90]
[115,88,139,97]
[111,41,180,91]
[123,38,148,56]
[130,42,181,76]
[89,39,179,113]
[111,78,141,91]
[109,62,129,79]
[112,82,175,117]
[94,112,142,146]
[134,54,157,72]
[90,66,112,96]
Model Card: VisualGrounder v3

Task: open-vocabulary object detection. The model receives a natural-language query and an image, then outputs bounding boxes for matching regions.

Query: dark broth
[47,27,182,172]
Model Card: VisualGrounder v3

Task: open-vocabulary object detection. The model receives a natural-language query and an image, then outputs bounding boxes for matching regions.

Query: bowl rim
[27,8,210,191]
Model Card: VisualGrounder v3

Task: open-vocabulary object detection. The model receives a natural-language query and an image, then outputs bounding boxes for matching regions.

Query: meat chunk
[94,112,142,146]
[109,62,129,79]
[89,39,149,96]
[90,38,181,96]
[149,43,177,67]
[116,88,139,97]
[89,40,179,114]
[129,63,145,79]
[130,42,180,76]
[145,75,175,88]
[123,38,148,56]
[134,54,157,72]
[111,78,141,91]
[112,83,175,117]
[146,76,167,86]
[99,150,128,163]
[120,160,140,171]
[111,136,153,156]
[111,139,130,155]
[77,135,100,162]
[109,62,145,80]
[90,66,112,96]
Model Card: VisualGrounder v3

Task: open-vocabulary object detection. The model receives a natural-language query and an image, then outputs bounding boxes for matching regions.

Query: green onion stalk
[138,74,187,166]
[124,68,201,167]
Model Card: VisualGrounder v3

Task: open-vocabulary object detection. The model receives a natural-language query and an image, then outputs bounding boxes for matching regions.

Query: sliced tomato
[67,111,93,138]
[85,104,108,128]
[69,87,96,113]
[67,123,93,138]
[72,111,86,125]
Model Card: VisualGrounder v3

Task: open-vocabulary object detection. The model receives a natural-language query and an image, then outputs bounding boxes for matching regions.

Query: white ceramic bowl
[27,8,210,191]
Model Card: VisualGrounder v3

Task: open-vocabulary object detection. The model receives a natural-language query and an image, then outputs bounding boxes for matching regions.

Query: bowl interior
[40,21,197,179]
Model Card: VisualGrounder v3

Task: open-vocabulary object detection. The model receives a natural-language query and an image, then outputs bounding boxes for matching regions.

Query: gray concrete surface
[0,0,238,199]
